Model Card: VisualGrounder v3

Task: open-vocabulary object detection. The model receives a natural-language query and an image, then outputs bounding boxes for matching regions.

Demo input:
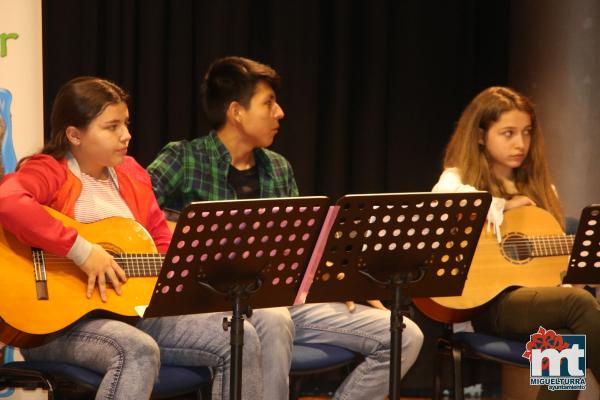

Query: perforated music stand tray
[304,192,491,301]
[564,204,600,284]
[145,196,329,316]
[302,192,491,399]
[143,196,329,399]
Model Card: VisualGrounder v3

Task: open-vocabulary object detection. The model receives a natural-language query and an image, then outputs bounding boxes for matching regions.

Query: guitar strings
[37,255,165,266]
[36,236,575,256]
[40,255,164,259]
[32,233,578,263]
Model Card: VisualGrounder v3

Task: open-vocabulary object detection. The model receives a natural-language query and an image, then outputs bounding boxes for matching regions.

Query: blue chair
[289,343,359,400]
[1,344,358,400]
[433,330,528,400]
[0,362,212,399]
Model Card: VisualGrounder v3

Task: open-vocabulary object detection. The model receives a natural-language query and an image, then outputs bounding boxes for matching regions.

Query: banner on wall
[0,0,45,398]
[0,0,43,174]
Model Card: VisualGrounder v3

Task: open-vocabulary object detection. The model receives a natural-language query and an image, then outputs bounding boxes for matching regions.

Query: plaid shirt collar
[207,130,275,178]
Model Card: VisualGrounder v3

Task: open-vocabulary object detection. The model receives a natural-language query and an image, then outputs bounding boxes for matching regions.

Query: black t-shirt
[227,165,260,199]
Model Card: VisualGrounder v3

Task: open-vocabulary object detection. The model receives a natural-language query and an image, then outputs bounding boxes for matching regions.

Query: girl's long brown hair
[443,86,564,227]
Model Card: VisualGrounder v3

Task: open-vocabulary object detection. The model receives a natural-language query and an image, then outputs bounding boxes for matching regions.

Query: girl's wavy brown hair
[443,86,564,227]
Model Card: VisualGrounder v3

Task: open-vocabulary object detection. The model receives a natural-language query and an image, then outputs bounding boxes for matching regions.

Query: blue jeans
[23,307,293,400]
[22,318,161,400]
[290,303,424,400]
[24,303,422,400]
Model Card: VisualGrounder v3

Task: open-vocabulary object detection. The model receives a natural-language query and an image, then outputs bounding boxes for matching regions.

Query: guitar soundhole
[501,233,532,264]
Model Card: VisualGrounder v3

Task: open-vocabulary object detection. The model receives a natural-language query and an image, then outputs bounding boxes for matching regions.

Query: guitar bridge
[32,248,49,300]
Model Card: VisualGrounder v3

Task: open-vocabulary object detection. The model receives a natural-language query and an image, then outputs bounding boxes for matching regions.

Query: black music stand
[564,204,600,284]
[302,192,491,399]
[144,196,330,400]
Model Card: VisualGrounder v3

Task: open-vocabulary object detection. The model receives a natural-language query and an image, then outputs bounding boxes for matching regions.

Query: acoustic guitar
[0,207,163,347]
[413,206,573,323]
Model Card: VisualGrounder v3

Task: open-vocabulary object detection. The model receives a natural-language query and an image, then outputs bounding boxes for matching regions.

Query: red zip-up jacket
[0,154,171,255]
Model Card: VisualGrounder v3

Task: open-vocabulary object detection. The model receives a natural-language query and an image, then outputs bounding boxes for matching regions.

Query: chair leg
[46,380,55,400]
[197,384,211,400]
[289,375,302,400]
[451,345,464,400]
[433,343,444,400]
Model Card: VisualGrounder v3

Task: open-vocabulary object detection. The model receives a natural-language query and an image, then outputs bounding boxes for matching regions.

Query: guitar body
[414,206,568,323]
[0,208,158,347]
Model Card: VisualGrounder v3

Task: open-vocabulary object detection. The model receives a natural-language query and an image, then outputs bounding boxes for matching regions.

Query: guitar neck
[113,253,165,277]
[529,234,574,257]
[35,251,165,278]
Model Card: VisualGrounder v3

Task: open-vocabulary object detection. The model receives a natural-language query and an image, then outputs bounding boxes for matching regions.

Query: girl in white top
[432,86,599,400]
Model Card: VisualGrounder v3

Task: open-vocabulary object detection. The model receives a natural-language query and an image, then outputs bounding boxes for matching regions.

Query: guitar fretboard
[530,235,574,257]
[113,253,165,277]
[32,249,47,281]
[33,251,165,278]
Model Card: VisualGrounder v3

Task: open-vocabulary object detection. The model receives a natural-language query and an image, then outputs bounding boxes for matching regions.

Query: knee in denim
[243,326,261,357]
[264,308,294,336]
[404,320,424,350]
[129,333,160,375]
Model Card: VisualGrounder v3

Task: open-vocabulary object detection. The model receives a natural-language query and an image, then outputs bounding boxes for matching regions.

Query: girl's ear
[478,128,485,145]
[65,126,82,146]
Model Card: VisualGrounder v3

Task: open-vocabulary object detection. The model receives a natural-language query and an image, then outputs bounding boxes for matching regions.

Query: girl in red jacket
[0,77,263,399]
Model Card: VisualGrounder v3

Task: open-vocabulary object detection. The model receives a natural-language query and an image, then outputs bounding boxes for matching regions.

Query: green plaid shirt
[147,131,299,210]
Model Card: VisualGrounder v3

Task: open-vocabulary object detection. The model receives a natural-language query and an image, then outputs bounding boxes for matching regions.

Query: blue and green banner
[0,0,44,398]
[0,88,17,176]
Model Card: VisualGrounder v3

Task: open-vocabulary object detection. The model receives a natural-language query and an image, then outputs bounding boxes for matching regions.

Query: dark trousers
[473,286,600,400]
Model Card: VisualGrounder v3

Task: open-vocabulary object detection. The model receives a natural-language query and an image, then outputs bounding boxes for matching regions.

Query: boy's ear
[227,101,243,123]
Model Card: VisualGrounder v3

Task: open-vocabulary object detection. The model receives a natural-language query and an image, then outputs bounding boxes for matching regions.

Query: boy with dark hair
[150,56,295,210]
[148,56,424,399]
[202,56,281,131]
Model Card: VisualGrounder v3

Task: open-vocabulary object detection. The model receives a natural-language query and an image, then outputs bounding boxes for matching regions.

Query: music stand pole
[199,279,260,400]
[389,277,404,398]
[228,292,244,400]
[359,268,425,398]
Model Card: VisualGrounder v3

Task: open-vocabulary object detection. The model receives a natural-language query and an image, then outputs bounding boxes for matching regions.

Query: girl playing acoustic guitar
[0,77,265,399]
[432,86,599,400]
